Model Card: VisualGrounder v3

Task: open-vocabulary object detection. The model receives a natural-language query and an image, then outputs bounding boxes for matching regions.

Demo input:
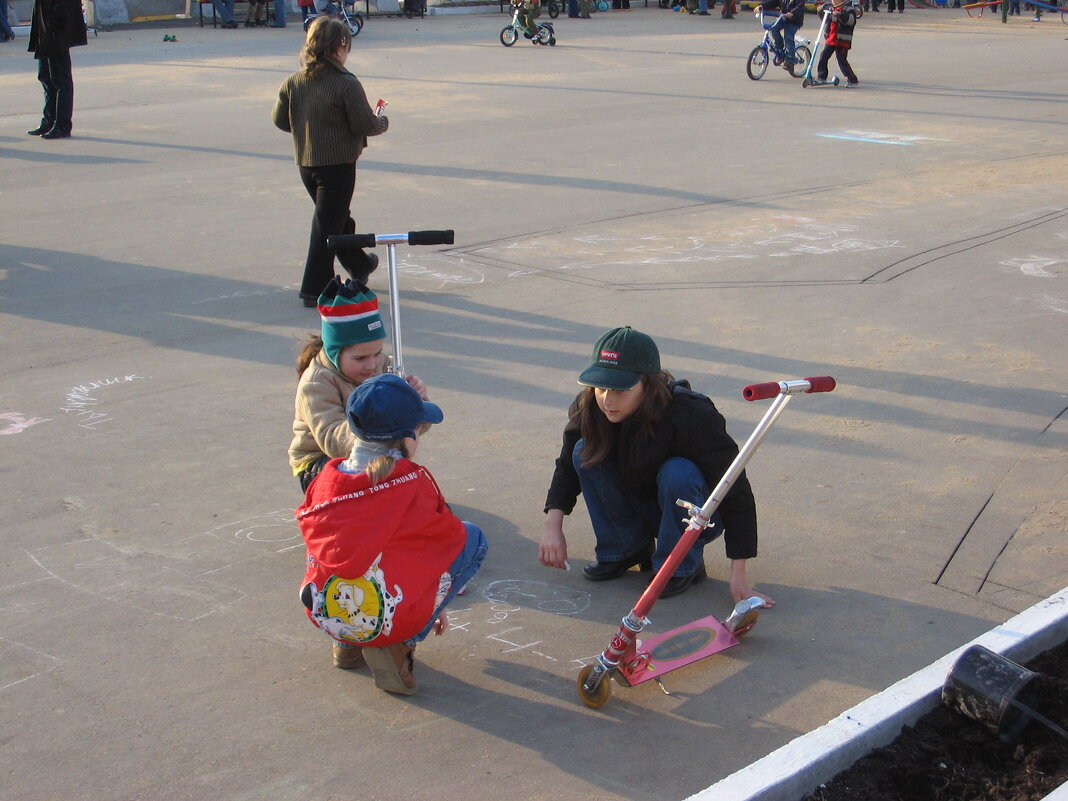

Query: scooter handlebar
[326,234,377,252]
[804,375,837,394]
[408,229,455,246]
[743,376,837,401]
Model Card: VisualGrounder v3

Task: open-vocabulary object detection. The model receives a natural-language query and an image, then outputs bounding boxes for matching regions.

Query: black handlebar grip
[326,234,377,252]
[407,230,455,246]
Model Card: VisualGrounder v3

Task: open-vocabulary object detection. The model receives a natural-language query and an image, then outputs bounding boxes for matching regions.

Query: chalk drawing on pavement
[0,412,52,436]
[60,374,149,431]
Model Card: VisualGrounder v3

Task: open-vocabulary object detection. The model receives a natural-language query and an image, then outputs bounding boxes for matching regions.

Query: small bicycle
[304,0,364,37]
[747,8,811,80]
[500,1,556,45]
[545,0,562,17]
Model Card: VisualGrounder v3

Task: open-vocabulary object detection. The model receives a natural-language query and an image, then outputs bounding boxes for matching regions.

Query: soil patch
[802,640,1068,801]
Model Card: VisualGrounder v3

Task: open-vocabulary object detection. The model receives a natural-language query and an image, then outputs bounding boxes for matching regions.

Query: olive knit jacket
[272,59,388,167]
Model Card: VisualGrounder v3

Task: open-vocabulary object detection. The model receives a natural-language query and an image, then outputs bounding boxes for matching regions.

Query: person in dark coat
[540,326,775,604]
[28,0,87,139]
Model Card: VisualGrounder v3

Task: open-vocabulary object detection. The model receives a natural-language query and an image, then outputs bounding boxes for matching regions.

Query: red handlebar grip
[743,382,781,401]
[804,376,837,393]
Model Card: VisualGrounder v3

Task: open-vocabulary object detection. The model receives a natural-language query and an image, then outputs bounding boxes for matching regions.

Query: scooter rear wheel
[577,664,612,709]
[746,46,769,80]
[500,26,518,45]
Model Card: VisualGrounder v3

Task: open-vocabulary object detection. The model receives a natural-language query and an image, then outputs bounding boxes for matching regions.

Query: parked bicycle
[304,0,364,37]
[746,7,811,80]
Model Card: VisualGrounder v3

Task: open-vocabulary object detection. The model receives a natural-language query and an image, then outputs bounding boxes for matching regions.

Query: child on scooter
[289,276,429,492]
[815,0,860,87]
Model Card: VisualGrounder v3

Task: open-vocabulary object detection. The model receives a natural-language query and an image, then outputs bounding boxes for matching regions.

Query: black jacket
[544,379,759,560]
[29,0,87,59]
[762,0,805,26]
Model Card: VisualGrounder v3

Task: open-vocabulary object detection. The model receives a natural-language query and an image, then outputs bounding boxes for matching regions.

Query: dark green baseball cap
[578,327,661,391]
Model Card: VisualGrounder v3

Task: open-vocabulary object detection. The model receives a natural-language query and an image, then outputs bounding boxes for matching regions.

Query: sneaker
[531,33,541,43]
[1030,15,1040,20]
[845,80,859,88]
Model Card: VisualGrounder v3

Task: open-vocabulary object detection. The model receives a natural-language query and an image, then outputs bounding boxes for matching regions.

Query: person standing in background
[272,17,389,306]
[27,0,86,139]
[1,0,16,42]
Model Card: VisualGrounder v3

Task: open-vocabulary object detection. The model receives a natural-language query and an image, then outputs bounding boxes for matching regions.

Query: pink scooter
[577,376,837,708]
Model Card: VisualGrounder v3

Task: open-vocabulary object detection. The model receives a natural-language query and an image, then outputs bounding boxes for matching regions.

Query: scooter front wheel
[500,26,518,45]
[577,664,612,709]
[746,46,769,80]
[791,46,811,77]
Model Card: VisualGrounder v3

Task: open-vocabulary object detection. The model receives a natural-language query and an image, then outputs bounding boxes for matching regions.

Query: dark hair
[576,370,674,468]
[300,17,350,77]
[296,334,324,377]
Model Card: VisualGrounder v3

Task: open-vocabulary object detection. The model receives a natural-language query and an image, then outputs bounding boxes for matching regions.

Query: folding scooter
[326,229,455,375]
[576,376,837,709]
[800,6,840,88]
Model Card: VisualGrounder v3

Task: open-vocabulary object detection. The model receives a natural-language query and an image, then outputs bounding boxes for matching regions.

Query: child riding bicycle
[513,0,543,42]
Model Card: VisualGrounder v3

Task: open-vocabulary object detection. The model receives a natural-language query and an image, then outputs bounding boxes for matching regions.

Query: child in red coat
[816,0,861,87]
[296,373,487,695]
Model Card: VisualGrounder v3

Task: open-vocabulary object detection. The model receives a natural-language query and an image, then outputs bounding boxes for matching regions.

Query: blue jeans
[0,2,14,38]
[272,0,287,24]
[212,0,236,22]
[572,441,722,578]
[770,17,799,61]
[410,522,487,643]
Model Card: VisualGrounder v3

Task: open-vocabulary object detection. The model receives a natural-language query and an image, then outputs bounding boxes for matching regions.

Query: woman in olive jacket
[273,17,389,306]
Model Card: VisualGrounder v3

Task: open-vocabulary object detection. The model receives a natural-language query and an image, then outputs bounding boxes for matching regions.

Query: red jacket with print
[296,458,465,646]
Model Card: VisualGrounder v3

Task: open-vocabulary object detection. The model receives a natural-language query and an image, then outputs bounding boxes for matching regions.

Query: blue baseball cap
[346,373,444,442]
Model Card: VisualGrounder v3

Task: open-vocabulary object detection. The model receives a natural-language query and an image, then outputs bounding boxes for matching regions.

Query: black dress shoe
[583,547,653,581]
[27,125,50,136]
[41,128,71,139]
[343,252,378,285]
[299,292,318,308]
[658,560,707,599]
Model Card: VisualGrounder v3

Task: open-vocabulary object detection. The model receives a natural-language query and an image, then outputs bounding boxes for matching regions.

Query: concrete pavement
[1,7,1066,800]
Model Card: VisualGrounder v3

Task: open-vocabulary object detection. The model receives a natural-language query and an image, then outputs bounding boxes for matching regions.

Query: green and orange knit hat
[318,277,385,369]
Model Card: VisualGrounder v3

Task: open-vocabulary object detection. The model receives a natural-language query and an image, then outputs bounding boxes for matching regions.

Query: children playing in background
[816,0,860,88]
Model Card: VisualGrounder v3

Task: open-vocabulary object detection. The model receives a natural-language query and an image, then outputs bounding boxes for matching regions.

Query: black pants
[817,44,857,83]
[297,162,374,299]
[886,0,903,10]
[37,52,74,134]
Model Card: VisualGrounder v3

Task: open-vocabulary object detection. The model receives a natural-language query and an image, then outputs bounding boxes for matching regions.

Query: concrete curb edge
[684,586,1068,801]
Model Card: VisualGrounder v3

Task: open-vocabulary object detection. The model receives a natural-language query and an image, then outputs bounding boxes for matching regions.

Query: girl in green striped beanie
[288,277,429,492]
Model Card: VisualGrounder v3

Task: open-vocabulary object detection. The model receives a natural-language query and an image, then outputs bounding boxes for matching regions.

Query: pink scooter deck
[616,615,740,687]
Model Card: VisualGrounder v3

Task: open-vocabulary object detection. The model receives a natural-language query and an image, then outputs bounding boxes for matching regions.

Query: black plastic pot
[941,644,1043,739]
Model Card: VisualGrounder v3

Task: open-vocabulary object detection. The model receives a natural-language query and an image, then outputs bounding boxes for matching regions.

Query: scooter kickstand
[654,677,673,696]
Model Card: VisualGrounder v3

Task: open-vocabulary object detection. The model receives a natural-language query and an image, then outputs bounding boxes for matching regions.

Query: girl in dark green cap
[540,327,774,605]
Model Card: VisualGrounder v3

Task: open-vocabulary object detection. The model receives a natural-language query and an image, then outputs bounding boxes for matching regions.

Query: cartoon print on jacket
[306,553,404,644]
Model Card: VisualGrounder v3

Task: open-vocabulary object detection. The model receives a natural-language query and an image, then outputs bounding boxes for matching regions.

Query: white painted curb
[685,586,1068,801]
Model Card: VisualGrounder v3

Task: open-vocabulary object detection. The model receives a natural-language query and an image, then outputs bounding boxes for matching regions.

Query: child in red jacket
[816,0,861,87]
[296,373,487,695]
